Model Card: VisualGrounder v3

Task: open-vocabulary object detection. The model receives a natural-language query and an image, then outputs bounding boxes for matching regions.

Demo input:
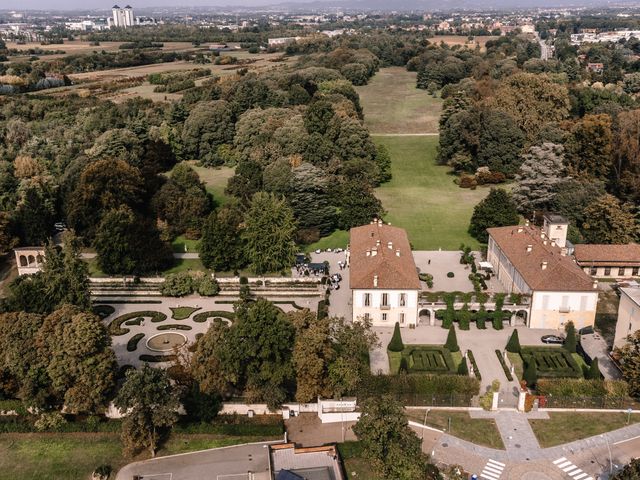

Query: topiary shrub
[457,358,469,376]
[197,277,220,296]
[445,325,459,353]
[506,329,521,353]
[524,359,538,388]
[475,307,487,329]
[388,322,405,352]
[457,304,471,330]
[564,321,577,353]
[126,333,144,352]
[586,357,602,380]
[446,272,455,278]
[161,272,196,296]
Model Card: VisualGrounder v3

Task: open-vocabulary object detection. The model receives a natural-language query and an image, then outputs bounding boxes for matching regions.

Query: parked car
[579,326,594,336]
[54,221,67,231]
[331,282,340,290]
[315,249,322,254]
[541,335,565,345]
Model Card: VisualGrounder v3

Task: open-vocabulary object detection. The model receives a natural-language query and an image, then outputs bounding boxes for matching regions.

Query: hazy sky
[3,0,288,10]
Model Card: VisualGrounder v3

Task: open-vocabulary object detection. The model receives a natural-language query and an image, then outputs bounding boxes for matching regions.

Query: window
[590,267,597,276]
[633,267,639,276]
[580,295,588,311]
[399,313,405,324]
[363,293,371,307]
[604,267,611,276]
[363,313,370,320]
[382,293,389,307]
[542,295,550,310]
[399,293,407,307]
[381,313,388,322]
[560,295,570,313]
[619,267,626,276]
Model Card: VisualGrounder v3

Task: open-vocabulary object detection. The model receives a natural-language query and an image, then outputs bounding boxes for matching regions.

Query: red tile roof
[488,225,596,292]
[349,223,421,290]
[574,244,640,267]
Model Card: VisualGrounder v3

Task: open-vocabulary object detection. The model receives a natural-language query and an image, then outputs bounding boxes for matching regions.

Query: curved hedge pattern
[127,333,145,352]
[108,311,167,335]
[193,311,235,323]
[92,304,115,319]
[139,354,177,363]
[157,324,192,331]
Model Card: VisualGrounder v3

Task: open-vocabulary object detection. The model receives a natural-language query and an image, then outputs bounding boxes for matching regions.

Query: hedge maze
[521,347,582,379]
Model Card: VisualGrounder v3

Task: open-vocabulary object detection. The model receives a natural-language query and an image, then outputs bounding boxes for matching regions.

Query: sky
[3,0,290,10]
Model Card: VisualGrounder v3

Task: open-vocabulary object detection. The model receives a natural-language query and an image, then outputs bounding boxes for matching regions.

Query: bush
[197,277,220,296]
[108,311,167,335]
[536,378,629,398]
[157,324,192,331]
[492,311,505,330]
[388,322,404,352]
[457,358,469,375]
[34,412,67,432]
[92,304,115,319]
[586,358,602,380]
[445,325,459,353]
[564,321,577,353]
[93,465,112,480]
[419,272,434,288]
[446,272,455,278]
[139,354,177,363]
[127,333,145,352]
[193,311,235,323]
[506,329,521,353]
[161,272,196,296]
[457,304,471,330]
[467,350,481,381]
[495,349,514,381]
[357,373,480,400]
[317,300,329,319]
[524,359,538,388]
[475,307,487,329]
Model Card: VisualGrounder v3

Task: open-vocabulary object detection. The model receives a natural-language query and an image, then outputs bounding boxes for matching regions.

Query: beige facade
[530,290,598,330]
[352,289,419,327]
[614,288,640,348]
[581,266,640,279]
[14,247,45,276]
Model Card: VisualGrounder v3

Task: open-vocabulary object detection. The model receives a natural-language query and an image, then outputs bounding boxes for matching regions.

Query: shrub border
[126,333,145,352]
[495,349,514,381]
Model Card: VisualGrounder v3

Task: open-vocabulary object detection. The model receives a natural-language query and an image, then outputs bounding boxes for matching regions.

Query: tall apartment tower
[111,5,134,28]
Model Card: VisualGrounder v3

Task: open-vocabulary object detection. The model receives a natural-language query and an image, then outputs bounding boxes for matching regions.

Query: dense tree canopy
[469,188,520,243]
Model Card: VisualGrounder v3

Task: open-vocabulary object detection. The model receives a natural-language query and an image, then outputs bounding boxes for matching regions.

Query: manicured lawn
[405,410,504,449]
[306,230,350,252]
[530,412,640,448]
[85,258,108,277]
[338,441,383,480]
[171,235,200,253]
[0,432,278,480]
[186,162,234,206]
[374,135,490,250]
[355,67,442,134]
[170,306,201,320]
[507,352,524,380]
[162,258,208,274]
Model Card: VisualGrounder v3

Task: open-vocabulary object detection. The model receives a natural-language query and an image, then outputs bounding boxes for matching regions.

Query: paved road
[115,442,275,480]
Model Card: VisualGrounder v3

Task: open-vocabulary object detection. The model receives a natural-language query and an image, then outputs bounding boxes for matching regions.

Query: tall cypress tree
[506,329,521,353]
[445,325,459,353]
[564,321,577,353]
[388,322,404,353]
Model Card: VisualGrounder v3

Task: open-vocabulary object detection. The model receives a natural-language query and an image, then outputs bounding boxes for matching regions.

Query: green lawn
[355,67,442,134]
[170,306,201,320]
[338,442,383,480]
[530,412,640,448]
[162,258,208,274]
[185,162,235,206]
[306,230,350,252]
[0,433,277,480]
[171,235,200,253]
[406,410,504,449]
[374,135,490,250]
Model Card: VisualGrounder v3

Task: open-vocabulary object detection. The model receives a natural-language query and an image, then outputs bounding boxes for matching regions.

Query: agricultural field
[373,136,490,250]
[355,67,442,134]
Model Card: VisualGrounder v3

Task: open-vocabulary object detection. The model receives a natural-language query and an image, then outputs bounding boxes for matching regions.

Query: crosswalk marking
[481,459,505,480]
[553,457,593,480]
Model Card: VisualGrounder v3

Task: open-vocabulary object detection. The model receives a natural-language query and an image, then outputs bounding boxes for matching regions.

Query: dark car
[541,335,565,345]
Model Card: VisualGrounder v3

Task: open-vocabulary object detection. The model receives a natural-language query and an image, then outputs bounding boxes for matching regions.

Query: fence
[393,394,477,408]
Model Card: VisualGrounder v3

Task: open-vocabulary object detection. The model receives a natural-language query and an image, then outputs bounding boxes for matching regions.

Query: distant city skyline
[1,0,291,11]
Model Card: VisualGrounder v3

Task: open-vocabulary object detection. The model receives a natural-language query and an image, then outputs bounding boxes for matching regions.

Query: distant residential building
[614,287,640,348]
[350,221,421,327]
[267,36,301,46]
[574,244,640,279]
[110,4,134,28]
[487,216,599,330]
[587,62,604,73]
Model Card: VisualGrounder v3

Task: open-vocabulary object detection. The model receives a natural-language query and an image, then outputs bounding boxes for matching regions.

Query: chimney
[366,249,371,257]
[376,240,381,247]
[396,249,401,257]
[388,241,393,250]
[371,248,377,257]
[373,275,378,287]
[551,240,556,247]
[541,232,546,239]
[526,244,532,253]
[517,226,524,233]
[525,220,530,227]
[593,279,598,289]
[543,240,548,246]
[541,261,548,270]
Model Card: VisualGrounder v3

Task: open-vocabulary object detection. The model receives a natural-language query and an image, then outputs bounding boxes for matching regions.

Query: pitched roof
[488,225,596,292]
[574,244,640,267]
[349,222,421,290]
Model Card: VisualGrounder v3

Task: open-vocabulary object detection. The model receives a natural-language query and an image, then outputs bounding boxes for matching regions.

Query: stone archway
[419,309,434,326]
[14,247,46,275]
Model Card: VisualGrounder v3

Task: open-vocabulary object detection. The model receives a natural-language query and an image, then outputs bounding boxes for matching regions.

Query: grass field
[171,235,200,253]
[355,67,442,134]
[306,230,350,252]
[373,136,490,250]
[187,162,235,206]
[530,412,640,448]
[431,35,500,52]
[406,409,504,449]
[0,433,275,480]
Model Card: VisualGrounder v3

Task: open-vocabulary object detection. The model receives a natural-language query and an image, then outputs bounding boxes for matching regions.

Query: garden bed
[520,346,583,379]
[389,345,460,375]
[107,311,167,335]
[170,306,201,320]
[126,333,144,352]
[193,311,235,323]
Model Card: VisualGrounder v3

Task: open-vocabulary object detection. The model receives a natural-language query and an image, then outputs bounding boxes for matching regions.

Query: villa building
[574,244,640,279]
[487,215,599,330]
[614,287,640,349]
[349,221,421,327]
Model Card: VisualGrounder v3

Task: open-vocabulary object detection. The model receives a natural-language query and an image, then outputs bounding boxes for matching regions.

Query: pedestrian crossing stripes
[480,459,505,480]
[553,457,593,480]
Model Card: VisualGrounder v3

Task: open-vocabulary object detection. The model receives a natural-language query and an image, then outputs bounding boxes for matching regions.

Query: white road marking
[613,434,640,445]
[553,457,567,465]
[480,459,505,480]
